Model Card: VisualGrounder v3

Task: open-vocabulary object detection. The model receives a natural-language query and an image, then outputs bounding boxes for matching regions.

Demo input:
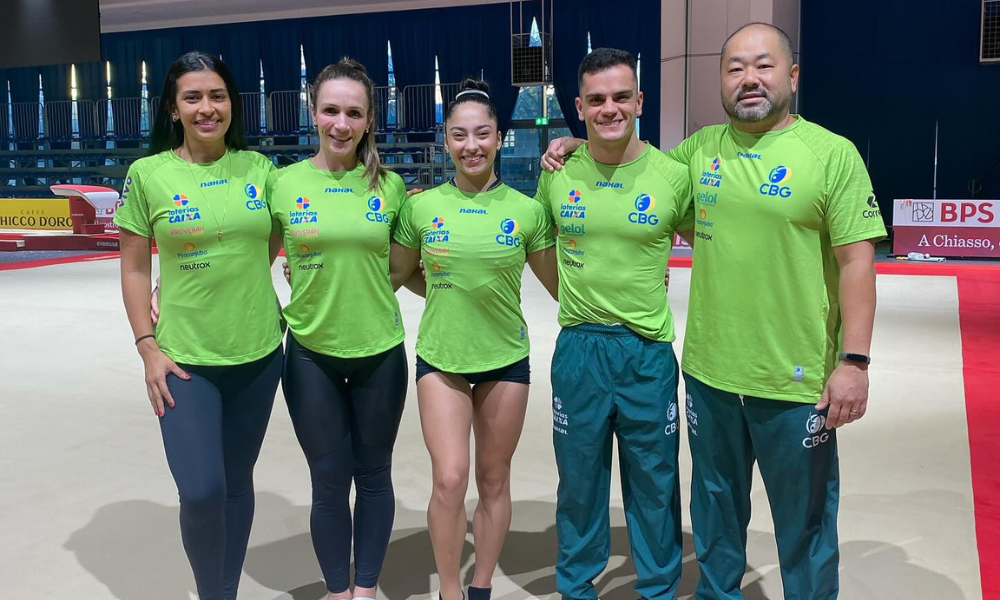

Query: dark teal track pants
[552,324,684,600]
[684,374,840,600]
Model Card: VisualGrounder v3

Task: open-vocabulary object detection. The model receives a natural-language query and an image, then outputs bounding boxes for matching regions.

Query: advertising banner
[892,199,1000,257]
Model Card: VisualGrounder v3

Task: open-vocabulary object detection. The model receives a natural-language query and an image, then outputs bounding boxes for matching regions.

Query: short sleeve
[824,140,887,246]
[533,169,554,215]
[664,130,703,167]
[266,166,283,235]
[525,199,556,253]
[393,194,421,249]
[113,164,153,237]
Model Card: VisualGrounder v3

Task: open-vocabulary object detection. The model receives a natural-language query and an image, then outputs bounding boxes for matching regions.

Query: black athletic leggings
[282,333,408,593]
[161,346,282,600]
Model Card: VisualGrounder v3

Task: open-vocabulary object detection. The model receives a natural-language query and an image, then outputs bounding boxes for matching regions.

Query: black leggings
[282,334,408,593]
[162,346,282,600]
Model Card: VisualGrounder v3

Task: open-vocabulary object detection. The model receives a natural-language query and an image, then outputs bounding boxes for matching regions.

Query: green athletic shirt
[666,116,887,402]
[114,149,281,366]
[394,182,554,372]
[535,142,693,342]
[269,160,406,357]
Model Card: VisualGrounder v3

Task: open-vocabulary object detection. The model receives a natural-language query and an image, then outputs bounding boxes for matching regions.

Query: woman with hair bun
[390,78,559,600]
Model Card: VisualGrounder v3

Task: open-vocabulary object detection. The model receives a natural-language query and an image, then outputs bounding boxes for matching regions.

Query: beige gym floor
[0,259,982,599]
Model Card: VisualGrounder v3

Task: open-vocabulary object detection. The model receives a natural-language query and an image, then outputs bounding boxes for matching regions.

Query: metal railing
[268,90,309,135]
[97,98,150,139]
[398,83,460,131]
[10,102,41,143]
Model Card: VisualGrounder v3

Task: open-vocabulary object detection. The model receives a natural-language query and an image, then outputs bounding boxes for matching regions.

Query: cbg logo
[495,218,522,247]
[366,196,390,223]
[628,194,659,225]
[664,402,678,435]
[244,184,266,210]
[803,413,830,448]
[760,165,793,198]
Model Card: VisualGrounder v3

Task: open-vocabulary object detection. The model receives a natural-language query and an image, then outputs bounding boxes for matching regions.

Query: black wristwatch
[838,352,871,365]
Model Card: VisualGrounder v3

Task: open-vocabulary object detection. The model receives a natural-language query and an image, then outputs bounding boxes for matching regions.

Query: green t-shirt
[269,160,406,357]
[667,116,887,402]
[114,149,281,366]
[394,182,554,372]
[535,142,693,342]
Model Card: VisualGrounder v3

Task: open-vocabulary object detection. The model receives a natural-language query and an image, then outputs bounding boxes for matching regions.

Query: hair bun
[338,57,368,76]
[459,78,490,95]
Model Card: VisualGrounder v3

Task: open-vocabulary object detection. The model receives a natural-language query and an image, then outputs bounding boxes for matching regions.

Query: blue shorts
[415,354,531,386]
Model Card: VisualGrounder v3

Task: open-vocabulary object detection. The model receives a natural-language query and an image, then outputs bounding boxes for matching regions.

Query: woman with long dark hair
[115,51,282,600]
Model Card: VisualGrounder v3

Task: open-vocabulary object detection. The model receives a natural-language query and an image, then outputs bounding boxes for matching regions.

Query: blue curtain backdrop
[6,1,663,148]
[801,0,1000,220]
[8,66,41,142]
[551,0,662,147]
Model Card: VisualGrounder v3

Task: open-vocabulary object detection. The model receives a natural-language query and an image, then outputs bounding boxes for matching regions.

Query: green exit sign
[534,117,549,126]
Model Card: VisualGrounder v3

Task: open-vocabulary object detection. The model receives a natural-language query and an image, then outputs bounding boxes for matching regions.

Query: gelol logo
[700,157,723,187]
[244,184,258,199]
[561,190,586,219]
[760,165,793,198]
[628,194,659,225]
[297,197,311,210]
[366,196,390,223]
[496,218,522,247]
[173,194,189,207]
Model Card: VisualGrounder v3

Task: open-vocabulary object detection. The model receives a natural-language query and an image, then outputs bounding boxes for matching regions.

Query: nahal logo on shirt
[628,194,659,226]
[425,217,451,243]
[595,181,623,189]
[169,194,202,223]
[366,196,391,223]
[291,197,319,224]
[326,187,352,193]
[561,190,586,219]
[200,179,227,188]
[459,208,488,214]
[760,165,793,198]
[700,156,723,188]
[737,151,762,160]
[496,218,522,247]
